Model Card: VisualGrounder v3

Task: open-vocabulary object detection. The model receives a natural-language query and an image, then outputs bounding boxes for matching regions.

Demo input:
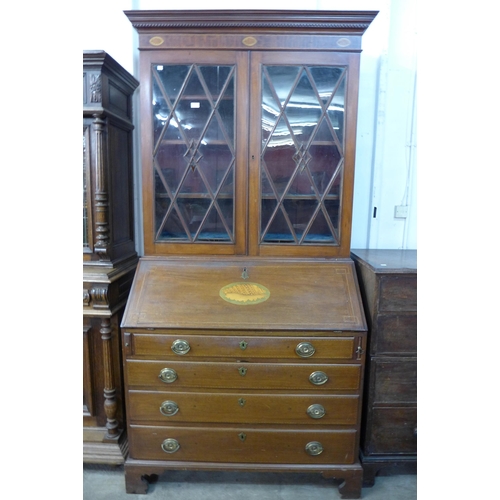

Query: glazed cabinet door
[248,51,360,258]
[140,50,249,256]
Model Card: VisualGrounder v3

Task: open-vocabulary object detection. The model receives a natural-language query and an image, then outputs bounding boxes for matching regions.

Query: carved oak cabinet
[83,51,138,463]
[121,10,377,498]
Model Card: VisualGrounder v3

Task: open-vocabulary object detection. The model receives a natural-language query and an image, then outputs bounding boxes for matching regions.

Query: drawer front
[372,314,417,354]
[128,391,360,425]
[370,358,417,404]
[126,360,362,391]
[378,276,417,312]
[129,425,357,464]
[364,407,417,455]
[128,333,356,360]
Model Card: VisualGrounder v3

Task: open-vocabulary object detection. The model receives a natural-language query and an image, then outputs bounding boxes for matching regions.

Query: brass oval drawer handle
[309,371,329,385]
[171,339,190,355]
[158,367,178,384]
[306,404,326,419]
[161,438,180,454]
[305,441,323,456]
[159,400,179,417]
[296,342,316,358]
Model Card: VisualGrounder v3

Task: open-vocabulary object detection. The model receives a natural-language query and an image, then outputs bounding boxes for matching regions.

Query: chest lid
[122,257,366,331]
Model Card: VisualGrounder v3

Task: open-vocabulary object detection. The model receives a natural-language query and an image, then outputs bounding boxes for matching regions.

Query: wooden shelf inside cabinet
[122,9,377,498]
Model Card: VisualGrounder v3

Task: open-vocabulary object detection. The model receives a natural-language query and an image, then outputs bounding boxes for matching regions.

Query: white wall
[82,0,417,252]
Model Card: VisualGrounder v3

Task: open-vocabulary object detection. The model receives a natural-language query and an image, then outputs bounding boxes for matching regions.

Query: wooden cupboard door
[140,50,249,256]
[128,425,357,464]
[248,51,360,258]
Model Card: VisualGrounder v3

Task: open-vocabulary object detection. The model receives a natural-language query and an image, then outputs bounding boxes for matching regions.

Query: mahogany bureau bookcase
[350,249,417,485]
[83,51,139,463]
[121,10,377,498]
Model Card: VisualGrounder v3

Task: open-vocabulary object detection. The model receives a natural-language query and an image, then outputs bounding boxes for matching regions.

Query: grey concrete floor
[83,464,417,499]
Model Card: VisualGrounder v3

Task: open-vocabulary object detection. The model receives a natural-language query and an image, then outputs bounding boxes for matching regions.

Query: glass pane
[266,66,300,105]
[328,74,345,146]
[198,204,231,241]
[285,70,321,146]
[260,64,346,247]
[303,209,337,244]
[309,67,344,107]
[155,65,190,104]
[200,66,233,99]
[262,208,294,243]
[261,76,280,148]
[152,63,235,243]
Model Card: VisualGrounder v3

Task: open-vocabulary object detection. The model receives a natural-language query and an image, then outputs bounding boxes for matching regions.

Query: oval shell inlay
[242,36,257,47]
[220,282,270,305]
[337,37,351,47]
[149,36,164,46]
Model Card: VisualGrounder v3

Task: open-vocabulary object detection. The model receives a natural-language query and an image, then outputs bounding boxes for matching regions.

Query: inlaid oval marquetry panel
[337,37,351,47]
[242,36,257,47]
[220,282,270,305]
[149,36,165,46]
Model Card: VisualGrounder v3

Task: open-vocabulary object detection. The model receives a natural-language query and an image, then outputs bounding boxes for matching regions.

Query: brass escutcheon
[238,367,248,376]
[158,367,178,384]
[238,432,247,441]
[305,441,323,456]
[295,342,316,358]
[306,404,326,419]
[161,438,180,454]
[309,371,328,385]
[171,339,190,355]
[160,400,179,417]
[238,398,246,407]
[239,340,248,350]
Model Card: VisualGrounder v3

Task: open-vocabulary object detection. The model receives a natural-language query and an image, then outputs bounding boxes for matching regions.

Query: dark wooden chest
[351,249,417,484]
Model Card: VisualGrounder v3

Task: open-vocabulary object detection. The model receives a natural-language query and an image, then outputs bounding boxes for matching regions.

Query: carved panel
[90,74,102,103]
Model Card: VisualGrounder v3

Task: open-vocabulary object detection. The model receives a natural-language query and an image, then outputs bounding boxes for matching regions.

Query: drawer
[364,407,417,455]
[125,332,357,360]
[128,424,357,464]
[372,314,417,354]
[369,358,416,404]
[126,360,362,391]
[128,390,360,425]
[378,275,417,312]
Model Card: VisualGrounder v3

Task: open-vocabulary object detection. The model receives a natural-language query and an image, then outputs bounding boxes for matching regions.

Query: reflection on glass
[152,64,235,242]
[260,64,346,245]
